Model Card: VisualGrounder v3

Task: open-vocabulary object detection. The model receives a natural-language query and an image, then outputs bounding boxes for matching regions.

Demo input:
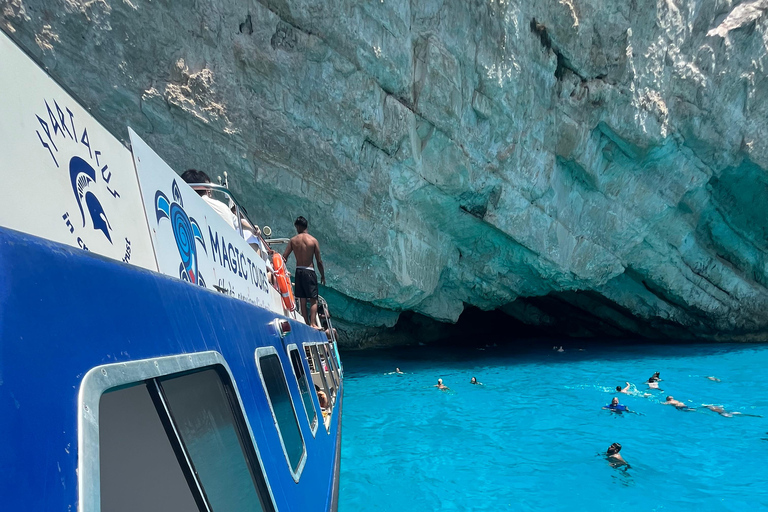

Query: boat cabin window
[317,345,336,404]
[323,343,339,391]
[306,344,333,431]
[288,345,319,436]
[256,348,307,480]
[98,364,273,512]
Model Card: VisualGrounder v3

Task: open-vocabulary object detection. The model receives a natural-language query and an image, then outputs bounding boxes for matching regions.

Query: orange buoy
[272,253,296,311]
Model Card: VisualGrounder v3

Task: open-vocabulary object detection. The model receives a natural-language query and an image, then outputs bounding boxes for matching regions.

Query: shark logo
[155,180,206,286]
[69,156,113,243]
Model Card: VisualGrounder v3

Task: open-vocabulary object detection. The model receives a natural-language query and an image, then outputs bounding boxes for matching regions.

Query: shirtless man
[616,382,631,394]
[283,216,325,327]
[434,378,449,390]
[664,396,694,410]
[606,443,628,467]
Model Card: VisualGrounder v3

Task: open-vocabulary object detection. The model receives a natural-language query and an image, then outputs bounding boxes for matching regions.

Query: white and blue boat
[0,28,342,512]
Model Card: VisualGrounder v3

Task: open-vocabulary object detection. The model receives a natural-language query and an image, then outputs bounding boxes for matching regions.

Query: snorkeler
[434,378,449,390]
[664,396,694,410]
[703,404,762,418]
[616,382,631,394]
[606,443,628,467]
[603,397,631,413]
[470,377,483,385]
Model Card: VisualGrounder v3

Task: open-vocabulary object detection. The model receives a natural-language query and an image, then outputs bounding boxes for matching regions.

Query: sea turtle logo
[69,156,113,243]
[155,180,207,286]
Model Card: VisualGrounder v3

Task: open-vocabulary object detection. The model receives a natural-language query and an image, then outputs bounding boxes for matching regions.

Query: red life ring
[272,254,296,311]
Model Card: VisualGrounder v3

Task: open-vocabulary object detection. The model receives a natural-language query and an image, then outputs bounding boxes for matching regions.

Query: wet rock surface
[5,0,768,347]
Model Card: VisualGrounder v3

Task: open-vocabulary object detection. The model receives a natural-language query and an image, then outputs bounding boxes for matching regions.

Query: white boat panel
[0,31,157,271]
[129,129,274,310]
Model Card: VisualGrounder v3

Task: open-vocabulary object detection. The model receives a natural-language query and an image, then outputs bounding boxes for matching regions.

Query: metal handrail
[187,182,273,259]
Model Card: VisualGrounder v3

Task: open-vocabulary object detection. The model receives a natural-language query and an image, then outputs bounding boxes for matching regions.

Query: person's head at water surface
[616,386,622,392]
[471,377,477,384]
[607,443,622,456]
[666,396,674,401]
[294,216,308,233]
[438,379,443,385]
[611,397,619,406]
[181,169,212,196]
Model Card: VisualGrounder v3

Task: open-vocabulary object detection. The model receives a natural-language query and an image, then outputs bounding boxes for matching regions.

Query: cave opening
[383,290,696,350]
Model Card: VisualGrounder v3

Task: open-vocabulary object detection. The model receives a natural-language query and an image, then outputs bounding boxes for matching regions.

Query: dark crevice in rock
[530,18,584,81]
[363,137,393,157]
[459,204,486,220]
[239,14,253,35]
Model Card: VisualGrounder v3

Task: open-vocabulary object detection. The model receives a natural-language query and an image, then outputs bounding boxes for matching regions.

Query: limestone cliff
[5,0,768,346]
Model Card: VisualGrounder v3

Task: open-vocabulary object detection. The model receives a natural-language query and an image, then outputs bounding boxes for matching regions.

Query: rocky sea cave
[6,0,768,348]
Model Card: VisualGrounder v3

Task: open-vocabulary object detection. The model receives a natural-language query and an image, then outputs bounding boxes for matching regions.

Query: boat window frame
[322,343,340,390]
[78,351,277,512]
[308,343,332,402]
[286,342,319,438]
[254,346,308,482]
[305,343,333,433]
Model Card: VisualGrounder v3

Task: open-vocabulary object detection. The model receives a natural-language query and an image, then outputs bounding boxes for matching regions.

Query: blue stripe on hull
[0,227,341,512]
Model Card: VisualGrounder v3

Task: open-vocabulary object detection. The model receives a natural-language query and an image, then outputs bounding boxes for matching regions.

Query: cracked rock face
[5,0,768,346]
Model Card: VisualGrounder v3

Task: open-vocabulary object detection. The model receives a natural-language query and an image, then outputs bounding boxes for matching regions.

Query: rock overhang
[6,0,768,347]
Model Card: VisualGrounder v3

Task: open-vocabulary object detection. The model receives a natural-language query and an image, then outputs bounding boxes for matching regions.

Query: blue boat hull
[0,227,341,511]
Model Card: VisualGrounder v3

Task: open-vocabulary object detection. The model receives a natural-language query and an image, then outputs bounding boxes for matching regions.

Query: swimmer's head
[607,443,622,455]
[666,396,673,401]
[438,379,442,385]
[611,397,619,405]
[616,386,622,392]
[471,377,477,384]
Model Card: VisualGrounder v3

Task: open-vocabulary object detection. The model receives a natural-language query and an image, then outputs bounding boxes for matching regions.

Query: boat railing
[187,182,282,267]
[187,183,340,335]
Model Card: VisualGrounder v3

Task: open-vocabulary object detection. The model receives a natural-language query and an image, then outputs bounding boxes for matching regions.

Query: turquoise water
[338,342,768,511]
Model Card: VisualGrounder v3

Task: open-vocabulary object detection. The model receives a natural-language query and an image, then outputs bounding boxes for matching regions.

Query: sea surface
[338,342,768,511]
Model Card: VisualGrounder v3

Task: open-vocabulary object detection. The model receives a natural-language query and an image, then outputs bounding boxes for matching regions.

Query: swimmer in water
[707,376,721,382]
[557,346,565,352]
[606,443,628,467]
[703,404,762,418]
[434,378,449,391]
[616,382,631,394]
[603,397,631,413]
[395,368,404,374]
[470,377,483,385]
[664,396,694,410]
[646,373,662,390]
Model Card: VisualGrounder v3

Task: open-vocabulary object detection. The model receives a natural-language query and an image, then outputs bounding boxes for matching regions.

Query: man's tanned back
[289,232,320,268]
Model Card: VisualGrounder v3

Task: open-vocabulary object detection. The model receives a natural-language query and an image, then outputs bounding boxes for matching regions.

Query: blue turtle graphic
[155,180,206,286]
[69,156,113,243]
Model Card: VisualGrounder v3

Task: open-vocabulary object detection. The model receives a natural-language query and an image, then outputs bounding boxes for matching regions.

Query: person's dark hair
[181,169,212,196]
[607,443,622,455]
[666,396,673,401]
[294,216,308,230]
[616,386,622,392]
